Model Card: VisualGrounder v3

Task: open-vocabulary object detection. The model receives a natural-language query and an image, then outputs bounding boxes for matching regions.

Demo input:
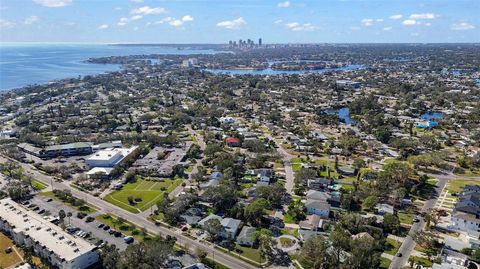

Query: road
[389,171,480,269]
[0,155,258,269]
[264,133,295,194]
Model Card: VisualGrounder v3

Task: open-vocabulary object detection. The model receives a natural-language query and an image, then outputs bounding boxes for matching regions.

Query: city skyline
[0,0,479,44]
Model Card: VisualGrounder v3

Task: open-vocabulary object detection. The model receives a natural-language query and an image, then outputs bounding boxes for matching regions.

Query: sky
[0,0,479,43]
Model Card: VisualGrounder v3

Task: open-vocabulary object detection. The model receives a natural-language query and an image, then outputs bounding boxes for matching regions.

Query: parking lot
[27,195,129,251]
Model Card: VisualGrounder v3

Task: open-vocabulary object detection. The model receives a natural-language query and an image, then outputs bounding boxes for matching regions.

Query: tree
[383,213,401,234]
[67,212,73,225]
[352,159,366,171]
[59,209,66,223]
[254,184,286,208]
[329,227,351,266]
[244,198,268,224]
[347,237,381,269]
[294,168,317,186]
[300,235,330,269]
[118,236,176,268]
[204,218,222,241]
[287,199,306,222]
[362,196,379,212]
[252,229,275,262]
[99,244,120,269]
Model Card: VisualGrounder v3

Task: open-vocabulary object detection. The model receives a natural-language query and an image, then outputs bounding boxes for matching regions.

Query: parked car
[124,236,134,244]
[103,225,110,231]
[98,223,105,229]
[85,216,94,223]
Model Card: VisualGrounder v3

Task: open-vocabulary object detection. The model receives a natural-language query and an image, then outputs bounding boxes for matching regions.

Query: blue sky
[0,0,478,43]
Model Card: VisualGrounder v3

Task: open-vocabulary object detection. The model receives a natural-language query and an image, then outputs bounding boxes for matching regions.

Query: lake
[324,107,355,125]
[0,43,218,91]
[204,64,365,75]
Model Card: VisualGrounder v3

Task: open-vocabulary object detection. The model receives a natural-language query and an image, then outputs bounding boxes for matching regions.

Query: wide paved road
[0,156,258,269]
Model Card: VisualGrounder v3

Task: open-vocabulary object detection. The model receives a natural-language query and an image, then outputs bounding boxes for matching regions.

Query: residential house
[375,203,395,215]
[236,226,255,247]
[225,137,240,147]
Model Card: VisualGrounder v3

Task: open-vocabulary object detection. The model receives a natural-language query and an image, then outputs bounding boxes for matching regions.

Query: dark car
[103,225,110,231]
[46,198,53,202]
[85,216,95,223]
[98,223,105,229]
[108,229,116,235]
[114,231,122,237]
[396,253,402,257]
[38,209,45,214]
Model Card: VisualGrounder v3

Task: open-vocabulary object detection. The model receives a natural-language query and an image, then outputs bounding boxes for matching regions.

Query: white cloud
[33,0,72,7]
[411,32,420,36]
[383,27,392,31]
[181,15,194,22]
[216,17,246,29]
[402,19,417,26]
[424,22,431,26]
[98,24,109,29]
[285,22,319,31]
[129,0,143,2]
[169,19,183,27]
[130,15,143,21]
[274,19,283,24]
[451,22,475,31]
[361,19,374,26]
[277,1,290,8]
[389,14,402,20]
[0,19,15,29]
[350,26,361,30]
[409,13,437,19]
[153,16,193,27]
[131,6,166,15]
[118,17,129,26]
[24,15,39,25]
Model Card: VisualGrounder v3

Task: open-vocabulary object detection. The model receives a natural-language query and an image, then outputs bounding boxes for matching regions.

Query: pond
[324,107,355,125]
[420,112,444,121]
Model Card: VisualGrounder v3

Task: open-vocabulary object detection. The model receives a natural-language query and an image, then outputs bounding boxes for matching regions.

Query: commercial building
[85,146,138,168]
[132,142,191,177]
[0,198,99,269]
[18,142,93,159]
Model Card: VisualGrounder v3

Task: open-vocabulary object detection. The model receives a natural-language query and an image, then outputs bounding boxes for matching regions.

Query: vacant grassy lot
[379,257,392,269]
[31,180,47,190]
[384,238,401,255]
[104,178,182,213]
[0,233,23,268]
[398,211,415,225]
[447,179,479,193]
[95,214,153,242]
[38,191,97,213]
[235,244,263,263]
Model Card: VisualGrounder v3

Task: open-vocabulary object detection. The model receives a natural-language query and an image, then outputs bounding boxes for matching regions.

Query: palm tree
[67,212,73,225]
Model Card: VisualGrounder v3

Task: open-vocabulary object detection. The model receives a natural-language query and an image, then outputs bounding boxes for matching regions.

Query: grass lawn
[447,179,480,193]
[380,257,392,269]
[104,178,182,213]
[384,238,401,255]
[0,233,23,269]
[95,214,153,242]
[31,180,48,190]
[292,163,303,172]
[283,213,295,224]
[279,237,295,248]
[235,244,263,263]
[410,256,433,267]
[185,165,194,173]
[38,191,96,213]
[398,212,415,225]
